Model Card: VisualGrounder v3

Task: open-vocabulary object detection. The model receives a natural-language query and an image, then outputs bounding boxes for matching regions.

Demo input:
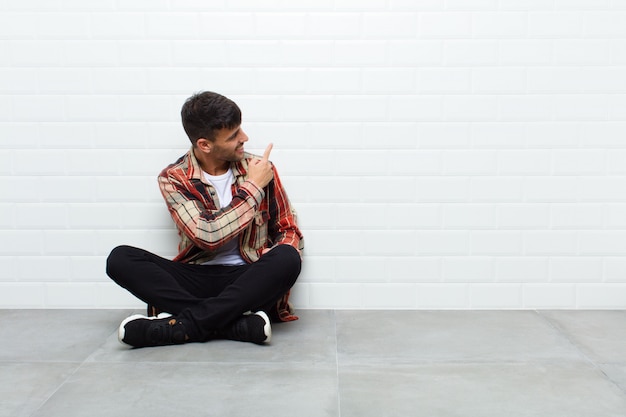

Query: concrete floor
[2,309,626,417]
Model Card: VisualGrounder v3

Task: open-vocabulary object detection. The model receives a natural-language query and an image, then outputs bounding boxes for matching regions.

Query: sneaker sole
[118,312,174,346]
[118,314,152,346]
[255,311,272,344]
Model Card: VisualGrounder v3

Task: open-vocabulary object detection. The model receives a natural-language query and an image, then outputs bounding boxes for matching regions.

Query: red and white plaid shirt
[158,148,304,321]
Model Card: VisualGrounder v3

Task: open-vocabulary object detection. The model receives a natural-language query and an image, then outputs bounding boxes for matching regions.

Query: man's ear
[196,138,212,153]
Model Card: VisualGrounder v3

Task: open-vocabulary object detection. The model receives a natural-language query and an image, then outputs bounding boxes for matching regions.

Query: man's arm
[158,170,264,252]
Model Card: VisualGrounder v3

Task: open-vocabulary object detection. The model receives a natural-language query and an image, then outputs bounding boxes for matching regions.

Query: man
[106,91,304,348]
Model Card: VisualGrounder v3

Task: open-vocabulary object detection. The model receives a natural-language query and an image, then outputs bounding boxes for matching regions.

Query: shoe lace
[149,318,186,344]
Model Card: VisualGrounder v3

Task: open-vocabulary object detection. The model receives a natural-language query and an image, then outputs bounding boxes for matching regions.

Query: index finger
[262,143,273,161]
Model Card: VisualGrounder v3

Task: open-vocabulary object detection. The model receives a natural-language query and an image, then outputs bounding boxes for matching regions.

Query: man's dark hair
[181,91,242,146]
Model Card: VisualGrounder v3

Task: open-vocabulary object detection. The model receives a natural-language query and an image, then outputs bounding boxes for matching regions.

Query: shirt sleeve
[158,168,265,252]
[267,165,304,252]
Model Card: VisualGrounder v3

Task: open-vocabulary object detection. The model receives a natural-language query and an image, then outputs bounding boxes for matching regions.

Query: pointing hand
[248,143,274,189]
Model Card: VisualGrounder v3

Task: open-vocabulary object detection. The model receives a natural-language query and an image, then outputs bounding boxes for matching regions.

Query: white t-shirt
[201,169,246,266]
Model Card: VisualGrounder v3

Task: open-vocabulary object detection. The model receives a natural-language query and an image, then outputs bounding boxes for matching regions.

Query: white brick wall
[2,1,626,309]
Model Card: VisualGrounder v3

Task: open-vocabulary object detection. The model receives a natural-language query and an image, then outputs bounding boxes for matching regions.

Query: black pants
[106,244,302,341]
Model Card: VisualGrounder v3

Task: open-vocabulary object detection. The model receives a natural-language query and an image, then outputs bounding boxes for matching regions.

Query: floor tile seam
[336,359,595,367]
[27,356,89,417]
[535,310,626,396]
[82,360,337,366]
[535,310,598,364]
[0,360,85,365]
[333,310,342,417]
[27,331,128,414]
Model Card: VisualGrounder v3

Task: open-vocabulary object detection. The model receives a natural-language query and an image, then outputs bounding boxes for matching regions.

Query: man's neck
[193,148,230,176]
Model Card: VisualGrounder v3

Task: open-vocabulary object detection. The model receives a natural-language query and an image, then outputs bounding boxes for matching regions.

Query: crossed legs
[106,244,301,343]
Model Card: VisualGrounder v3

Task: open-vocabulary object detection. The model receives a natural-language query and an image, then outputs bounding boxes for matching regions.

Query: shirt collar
[186,147,249,181]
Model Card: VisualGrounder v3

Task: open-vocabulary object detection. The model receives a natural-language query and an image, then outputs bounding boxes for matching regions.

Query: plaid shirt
[158,148,304,321]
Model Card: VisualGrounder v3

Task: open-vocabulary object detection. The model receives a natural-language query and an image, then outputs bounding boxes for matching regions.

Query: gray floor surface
[2,309,626,417]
